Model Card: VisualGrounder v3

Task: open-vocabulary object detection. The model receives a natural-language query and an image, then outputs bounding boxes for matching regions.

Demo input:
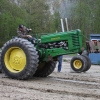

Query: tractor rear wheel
[81,54,91,72]
[1,38,39,80]
[34,61,56,77]
[70,55,87,73]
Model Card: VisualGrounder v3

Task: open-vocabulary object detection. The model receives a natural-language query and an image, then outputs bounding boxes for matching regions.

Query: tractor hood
[40,29,82,43]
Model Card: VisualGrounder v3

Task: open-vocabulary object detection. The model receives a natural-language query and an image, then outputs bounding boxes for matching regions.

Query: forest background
[0,0,100,47]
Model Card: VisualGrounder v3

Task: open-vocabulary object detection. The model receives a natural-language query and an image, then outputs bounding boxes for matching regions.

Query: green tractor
[0,29,91,80]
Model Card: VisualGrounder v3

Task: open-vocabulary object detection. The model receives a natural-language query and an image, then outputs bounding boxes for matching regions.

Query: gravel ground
[0,56,100,100]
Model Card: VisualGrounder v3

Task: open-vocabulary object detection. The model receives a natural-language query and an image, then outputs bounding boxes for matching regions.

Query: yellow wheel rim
[4,47,26,73]
[73,60,82,69]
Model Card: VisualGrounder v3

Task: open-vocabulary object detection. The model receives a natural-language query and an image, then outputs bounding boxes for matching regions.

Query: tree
[0,0,27,47]
[70,0,100,38]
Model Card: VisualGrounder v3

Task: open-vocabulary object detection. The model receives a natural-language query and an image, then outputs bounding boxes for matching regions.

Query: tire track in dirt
[0,62,100,100]
[0,76,100,99]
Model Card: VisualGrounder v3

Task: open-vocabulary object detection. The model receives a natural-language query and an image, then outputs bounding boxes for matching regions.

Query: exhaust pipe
[60,19,65,32]
[65,18,69,31]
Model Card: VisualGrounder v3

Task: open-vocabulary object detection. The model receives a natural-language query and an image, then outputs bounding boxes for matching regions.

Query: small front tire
[70,55,87,73]
[81,54,91,72]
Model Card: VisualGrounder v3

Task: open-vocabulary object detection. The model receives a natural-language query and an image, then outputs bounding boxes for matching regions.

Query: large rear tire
[70,55,87,73]
[34,61,56,77]
[1,38,39,80]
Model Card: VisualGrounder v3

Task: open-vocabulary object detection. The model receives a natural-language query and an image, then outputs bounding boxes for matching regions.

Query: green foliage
[24,0,60,33]
[70,0,100,38]
[0,0,27,47]
[0,0,61,47]
[1,0,100,48]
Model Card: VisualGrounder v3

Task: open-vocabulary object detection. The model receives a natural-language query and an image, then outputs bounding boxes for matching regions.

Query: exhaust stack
[60,19,65,32]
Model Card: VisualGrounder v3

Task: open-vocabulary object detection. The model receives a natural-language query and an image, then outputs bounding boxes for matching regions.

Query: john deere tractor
[0,29,91,80]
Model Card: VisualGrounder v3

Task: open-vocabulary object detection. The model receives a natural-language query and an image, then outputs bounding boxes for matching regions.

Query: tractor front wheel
[70,55,87,73]
[81,54,91,72]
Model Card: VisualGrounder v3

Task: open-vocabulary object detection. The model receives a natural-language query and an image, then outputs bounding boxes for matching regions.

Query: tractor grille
[72,34,80,47]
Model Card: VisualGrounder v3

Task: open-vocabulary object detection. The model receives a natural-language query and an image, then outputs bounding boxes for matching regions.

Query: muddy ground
[0,56,100,100]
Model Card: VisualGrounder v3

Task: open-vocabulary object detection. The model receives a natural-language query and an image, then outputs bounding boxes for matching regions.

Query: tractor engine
[39,41,68,49]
